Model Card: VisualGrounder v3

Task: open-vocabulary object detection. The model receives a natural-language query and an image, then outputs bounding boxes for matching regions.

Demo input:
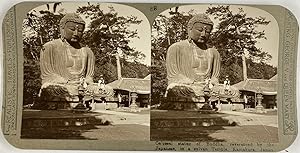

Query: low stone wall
[92,103,118,111]
[106,103,118,110]
[219,104,244,111]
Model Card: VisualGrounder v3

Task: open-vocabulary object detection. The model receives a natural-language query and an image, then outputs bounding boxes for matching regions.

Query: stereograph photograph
[150,4,279,143]
[0,1,299,152]
[21,2,151,140]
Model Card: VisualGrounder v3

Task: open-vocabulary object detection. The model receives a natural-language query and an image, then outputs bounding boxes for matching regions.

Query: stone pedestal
[73,102,86,110]
[200,87,213,110]
[255,104,264,113]
[73,86,87,113]
[150,110,239,141]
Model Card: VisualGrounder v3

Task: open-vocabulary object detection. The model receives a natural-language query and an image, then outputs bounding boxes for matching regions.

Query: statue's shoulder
[42,39,62,53]
[168,40,189,51]
[81,46,93,53]
[43,39,61,47]
[81,46,94,57]
[209,47,218,52]
[208,47,220,56]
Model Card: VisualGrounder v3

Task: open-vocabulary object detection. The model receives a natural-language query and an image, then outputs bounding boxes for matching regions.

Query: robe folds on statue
[166,39,239,100]
[40,39,113,101]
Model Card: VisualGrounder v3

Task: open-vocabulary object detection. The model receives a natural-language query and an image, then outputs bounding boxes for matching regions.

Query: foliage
[95,58,149,84]
[247,59,277,79]
[77,4,145,64]
[206,5,274,83]
[23,3,149,105]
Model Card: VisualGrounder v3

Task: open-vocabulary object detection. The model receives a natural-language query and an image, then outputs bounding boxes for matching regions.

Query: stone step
[22,115,112,128]
[151,110,238,128]
[22,116,110,128]
[151,117,236,128]
[22,110,113,128]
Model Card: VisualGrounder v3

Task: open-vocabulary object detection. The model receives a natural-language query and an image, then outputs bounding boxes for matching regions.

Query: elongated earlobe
[60,29,65,41]
[187,29,193,41]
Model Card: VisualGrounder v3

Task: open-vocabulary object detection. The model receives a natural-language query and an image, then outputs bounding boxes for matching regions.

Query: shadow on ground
[21,109,150,140]
[21,109,111,139]
[210,125,279,143]
[150,110,279,142]
[21,124,102,139]
[150,110,232,142]
[151,126,226,142]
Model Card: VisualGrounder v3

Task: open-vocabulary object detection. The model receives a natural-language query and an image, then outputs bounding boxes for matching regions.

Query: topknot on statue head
[187,14,214,30]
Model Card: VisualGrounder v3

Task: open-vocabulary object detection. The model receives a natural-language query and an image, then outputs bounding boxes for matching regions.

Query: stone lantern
[74,85,87,111]
[255,88,264,113]
[201,85,213,110]
[129,91,139,112]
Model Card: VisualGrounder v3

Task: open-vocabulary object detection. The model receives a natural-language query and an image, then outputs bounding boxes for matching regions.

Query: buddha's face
[189,22,212,44]
[63,22,84,43]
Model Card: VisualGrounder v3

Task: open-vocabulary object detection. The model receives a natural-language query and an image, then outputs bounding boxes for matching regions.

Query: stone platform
[151,110,238,129]
[150,110,240,141]
[22,109,112,129]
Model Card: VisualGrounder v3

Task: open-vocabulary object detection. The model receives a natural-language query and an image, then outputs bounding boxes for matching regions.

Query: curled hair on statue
[59,13,85,29]
[187,14,214,30]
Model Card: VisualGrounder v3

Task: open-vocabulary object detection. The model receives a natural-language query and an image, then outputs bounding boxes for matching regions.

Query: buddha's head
[188,14,214,44]
[59,13,85,45]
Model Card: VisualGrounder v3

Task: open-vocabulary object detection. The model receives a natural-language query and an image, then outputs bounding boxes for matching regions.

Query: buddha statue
[166,14,239,102]
[39,13,113,109]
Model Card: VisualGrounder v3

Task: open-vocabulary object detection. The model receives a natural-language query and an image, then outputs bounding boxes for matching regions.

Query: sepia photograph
[21,2,151,140]
[1,1,299,151]
[150,5,279,143]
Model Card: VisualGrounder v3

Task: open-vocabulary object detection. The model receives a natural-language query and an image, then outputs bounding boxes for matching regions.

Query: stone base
[21,109,112,129]
[255,105,266,113]
[159,99,199,111]
[129,103,140,112]
[150,110,239,141]
[151,117,235,128]
[32,101,71,110]
[201,103,213,110]
[72,102,90,113]
[151,110,236,128]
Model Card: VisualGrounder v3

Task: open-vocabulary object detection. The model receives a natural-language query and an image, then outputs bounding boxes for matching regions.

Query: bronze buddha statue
[39,13,113,109]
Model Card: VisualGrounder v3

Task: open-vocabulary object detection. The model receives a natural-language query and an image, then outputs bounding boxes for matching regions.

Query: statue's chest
[192,47,212,72]
[65,48,86,73]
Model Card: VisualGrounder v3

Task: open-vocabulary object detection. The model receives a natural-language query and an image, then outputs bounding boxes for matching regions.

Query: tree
[206,5,275,83]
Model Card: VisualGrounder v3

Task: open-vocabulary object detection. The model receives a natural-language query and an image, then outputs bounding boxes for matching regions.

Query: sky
[28,2,151,66]
[158,4,279,67]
